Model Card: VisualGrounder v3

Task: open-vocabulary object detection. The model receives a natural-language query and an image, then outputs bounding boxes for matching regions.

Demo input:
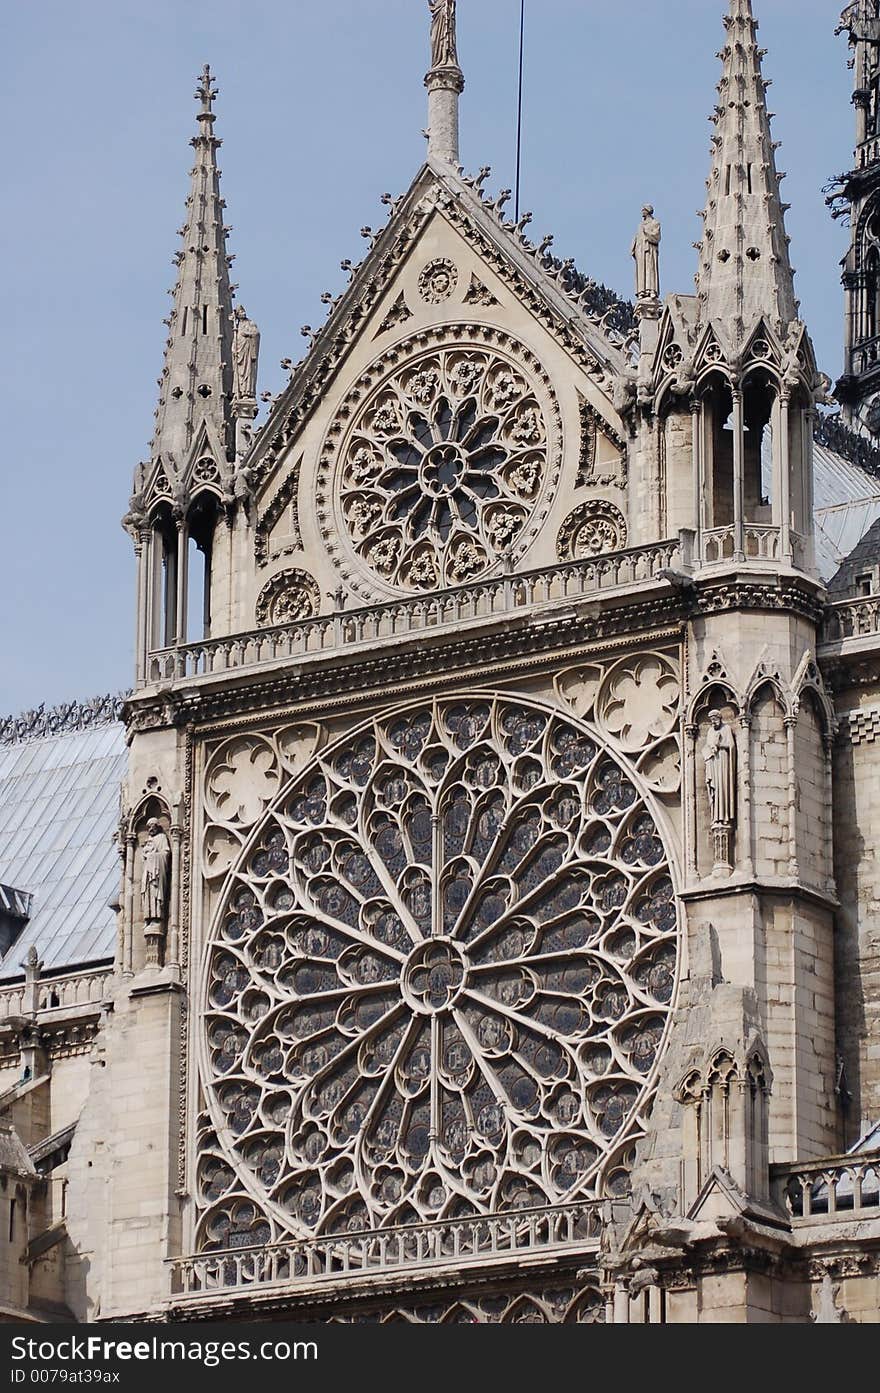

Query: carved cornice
[692,577,825,627]
[128,570,829,738]
[159,1251,601,1326]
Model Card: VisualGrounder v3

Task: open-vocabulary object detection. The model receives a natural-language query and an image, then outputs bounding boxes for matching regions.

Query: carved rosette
[318,326,563,599]
[418,258,459,304]
[556,501,628,561]
[255,569,320,627]
[196,694,680,1248]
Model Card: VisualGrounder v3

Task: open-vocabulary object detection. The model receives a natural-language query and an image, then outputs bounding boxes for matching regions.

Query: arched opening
[742,368,775,524]
[187,493,220,641]
[702,373,735,530]
[787,385,811,542]
[865,244,879,342]
[149,503,178,649]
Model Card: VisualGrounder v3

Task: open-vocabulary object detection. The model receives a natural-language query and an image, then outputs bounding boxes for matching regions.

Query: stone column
[732,387,745,561]
[691,397,702,557]
[823,731,836,898]
[123,833,136,977]
[134,530,150,686]
[425,65,464,166]
[738,714,754,877]
[777,391,792,563]
[785,713,799,880]
[167,819,183,969]
[175,520,188,646]
[685,722,699,879]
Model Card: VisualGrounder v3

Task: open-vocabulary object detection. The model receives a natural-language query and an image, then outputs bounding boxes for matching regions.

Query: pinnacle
[147,66,238,471]
[695,0,798,343]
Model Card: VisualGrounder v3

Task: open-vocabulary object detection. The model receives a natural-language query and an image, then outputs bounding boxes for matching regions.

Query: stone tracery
[325,329,561,594]
[197,695,679,1246]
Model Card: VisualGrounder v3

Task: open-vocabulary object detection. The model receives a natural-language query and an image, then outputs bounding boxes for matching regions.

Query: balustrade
[168,1201,604,1297]
[144,541,683,687]
[772,1153,880,1223]
[0,966,111,1021]
[823,595,880,644]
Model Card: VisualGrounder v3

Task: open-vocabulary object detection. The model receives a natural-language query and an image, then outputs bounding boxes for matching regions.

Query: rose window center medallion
[324,330,561,595]
[403,939,467,1014]
[198,696,679,1247]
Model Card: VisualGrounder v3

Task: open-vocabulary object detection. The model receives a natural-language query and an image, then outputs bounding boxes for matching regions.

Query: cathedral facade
[1,0,879,1324]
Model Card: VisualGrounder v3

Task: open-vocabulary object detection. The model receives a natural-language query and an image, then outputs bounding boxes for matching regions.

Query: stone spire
[695,0,798,343]
[150,65,236,468]
[425,0,464,165]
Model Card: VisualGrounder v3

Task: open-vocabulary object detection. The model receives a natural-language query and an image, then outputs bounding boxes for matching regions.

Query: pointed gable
[242,159,635,607]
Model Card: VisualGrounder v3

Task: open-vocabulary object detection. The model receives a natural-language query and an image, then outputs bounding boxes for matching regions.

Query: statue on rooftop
[429,0,458,69]
[232,305,260,401]
[631,205,661,301]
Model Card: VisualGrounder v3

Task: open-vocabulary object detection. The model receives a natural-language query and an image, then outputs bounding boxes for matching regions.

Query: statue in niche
[429,0,458,69]
[702,712,737,873]
[232,305,260,400]
[141,819,171,925]
[631,205,661,300]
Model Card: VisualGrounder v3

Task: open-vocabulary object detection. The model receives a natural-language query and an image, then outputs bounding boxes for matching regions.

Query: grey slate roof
[827,513,880,596]
[0,723,126,980]
[814,442,880,583]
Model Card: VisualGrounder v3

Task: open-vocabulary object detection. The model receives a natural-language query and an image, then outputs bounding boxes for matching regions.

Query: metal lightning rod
[514,0,526,220]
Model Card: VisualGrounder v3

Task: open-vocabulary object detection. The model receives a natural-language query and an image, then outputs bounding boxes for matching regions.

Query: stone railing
[168,1200,604,1298]
[822,595,880,645]
[772,1152,880,1224]
[143,540,683,688]
[701,523,782,567]
[0,966,112,1022]
[859,137,880,170]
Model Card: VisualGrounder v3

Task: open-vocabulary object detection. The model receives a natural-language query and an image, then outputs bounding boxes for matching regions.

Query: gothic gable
[244,162,634,616]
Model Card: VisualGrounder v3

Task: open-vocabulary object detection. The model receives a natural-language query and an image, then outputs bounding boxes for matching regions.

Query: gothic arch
[791,652,836,736]
[743,660,792,720]
[126,791,171,839]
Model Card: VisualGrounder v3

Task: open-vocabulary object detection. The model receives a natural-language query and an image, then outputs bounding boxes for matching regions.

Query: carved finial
[195,63,217,119]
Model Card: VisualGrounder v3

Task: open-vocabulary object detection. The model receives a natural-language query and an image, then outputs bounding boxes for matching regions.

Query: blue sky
[0,1,853,712]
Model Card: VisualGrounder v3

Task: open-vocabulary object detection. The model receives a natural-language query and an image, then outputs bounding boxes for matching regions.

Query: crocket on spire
[149,64,237,470]
[695,0,799,345]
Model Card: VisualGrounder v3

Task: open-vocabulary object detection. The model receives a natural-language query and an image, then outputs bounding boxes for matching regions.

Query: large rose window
[198,696,679,1246]
[326,332,560,593]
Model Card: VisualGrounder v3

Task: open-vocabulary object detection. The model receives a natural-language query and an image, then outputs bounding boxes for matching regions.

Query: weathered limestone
[2,0,880,1327]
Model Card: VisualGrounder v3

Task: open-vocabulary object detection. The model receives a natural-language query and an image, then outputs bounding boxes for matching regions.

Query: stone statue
[429,0,458,69]
[232,306,260,400]
[141,819,171,925]
[702,712,737,828]
[631,205,661,300]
